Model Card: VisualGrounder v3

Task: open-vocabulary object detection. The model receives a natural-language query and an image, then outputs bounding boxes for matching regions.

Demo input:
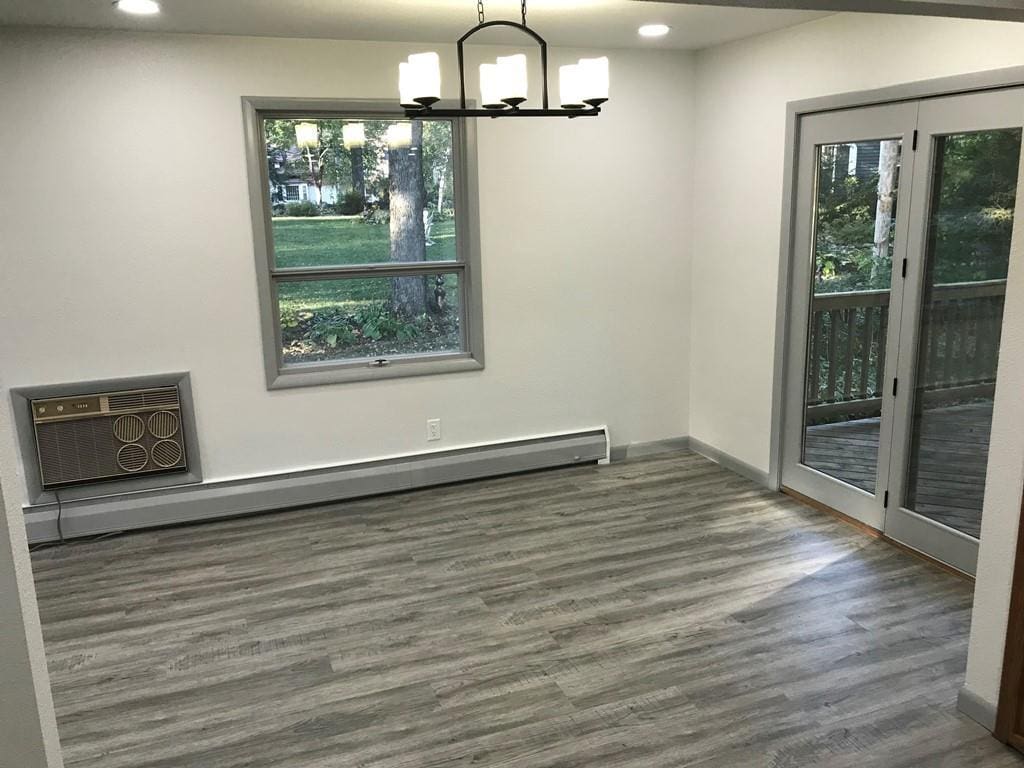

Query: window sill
[267,354,484,389]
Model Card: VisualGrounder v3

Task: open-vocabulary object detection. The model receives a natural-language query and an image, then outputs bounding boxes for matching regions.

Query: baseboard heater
[23,428,609,544]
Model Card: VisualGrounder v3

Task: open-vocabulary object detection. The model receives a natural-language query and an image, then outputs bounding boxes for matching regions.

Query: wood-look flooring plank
[31,450,1021,767]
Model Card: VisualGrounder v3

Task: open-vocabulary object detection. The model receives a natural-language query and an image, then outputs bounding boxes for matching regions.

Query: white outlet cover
[427,418,442,441]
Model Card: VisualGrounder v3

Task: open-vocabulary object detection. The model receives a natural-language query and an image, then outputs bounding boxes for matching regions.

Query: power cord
[28,492,65,553]
[55,490,65,544]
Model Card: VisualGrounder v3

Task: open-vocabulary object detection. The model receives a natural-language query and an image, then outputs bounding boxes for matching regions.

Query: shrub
[361,203,389,226]
[354,303,394,341]
[339,190,365,216]
[309,312,357,349]
[285,201,319,217]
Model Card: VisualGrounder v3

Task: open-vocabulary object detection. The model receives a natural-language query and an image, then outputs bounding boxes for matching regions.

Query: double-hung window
[243,99,483,388]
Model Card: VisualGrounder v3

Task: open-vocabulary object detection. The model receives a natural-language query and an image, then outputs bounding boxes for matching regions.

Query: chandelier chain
[476,1,527,26]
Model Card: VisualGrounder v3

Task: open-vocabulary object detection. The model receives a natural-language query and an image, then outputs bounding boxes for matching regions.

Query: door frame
[769,65,1024,493]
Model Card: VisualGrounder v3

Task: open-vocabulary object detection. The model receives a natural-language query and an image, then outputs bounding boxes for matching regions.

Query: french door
[782,88,1024,574]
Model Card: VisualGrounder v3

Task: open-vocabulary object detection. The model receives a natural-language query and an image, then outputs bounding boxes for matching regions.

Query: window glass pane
[801,139,902,495]
[278,274,462,365]
[264,118,457,268]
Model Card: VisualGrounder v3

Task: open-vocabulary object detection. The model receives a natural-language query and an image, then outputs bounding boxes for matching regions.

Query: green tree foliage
[813,131,1020,294]
[813,146,894,293]
[929,130,1020,284]
[263,118,454,216]
[265,119,351,204]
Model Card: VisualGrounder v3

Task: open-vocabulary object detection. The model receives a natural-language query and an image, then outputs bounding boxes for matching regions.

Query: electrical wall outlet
[426,418,442,442]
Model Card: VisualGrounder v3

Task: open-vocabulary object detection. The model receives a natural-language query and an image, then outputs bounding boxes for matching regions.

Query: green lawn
[273,217,456,268]
[273,217,457,313]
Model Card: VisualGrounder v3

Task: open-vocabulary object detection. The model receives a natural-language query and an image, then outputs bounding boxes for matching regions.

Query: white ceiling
[0,1,829,50]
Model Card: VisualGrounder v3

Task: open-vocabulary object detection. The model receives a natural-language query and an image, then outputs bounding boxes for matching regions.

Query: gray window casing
[242,97,485,389]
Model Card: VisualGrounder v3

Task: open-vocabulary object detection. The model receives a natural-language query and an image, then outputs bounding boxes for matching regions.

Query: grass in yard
[272,217,462,363]
[273,217,457,313]
[272,217,456,269]
[278,274,460,315]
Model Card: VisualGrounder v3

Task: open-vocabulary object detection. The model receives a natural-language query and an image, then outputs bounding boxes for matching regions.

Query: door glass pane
[801,139,903,493]
[904,129,1022,538]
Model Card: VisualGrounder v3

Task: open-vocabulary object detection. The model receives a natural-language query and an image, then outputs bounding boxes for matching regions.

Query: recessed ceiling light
[114,0,160,15]
[638,24,671,38]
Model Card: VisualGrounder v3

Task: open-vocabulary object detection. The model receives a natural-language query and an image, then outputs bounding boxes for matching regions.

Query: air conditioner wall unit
[31,386,188,489]
[12,373,203,505]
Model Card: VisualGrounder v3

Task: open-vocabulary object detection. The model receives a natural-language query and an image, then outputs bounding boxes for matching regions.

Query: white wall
[691,12,1024,714]
[691,12,1024,472]
[968,150,1024,716]
[0,404,63,767]
[0,29,694,504]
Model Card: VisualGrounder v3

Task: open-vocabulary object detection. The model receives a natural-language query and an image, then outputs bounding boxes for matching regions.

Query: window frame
[242,97,484,389]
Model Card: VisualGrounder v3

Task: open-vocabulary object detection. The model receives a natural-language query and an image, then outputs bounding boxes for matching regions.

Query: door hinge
[912,130,918,151]
[884,490,889,508]
[901,258,908,278]
[892,377,898,397]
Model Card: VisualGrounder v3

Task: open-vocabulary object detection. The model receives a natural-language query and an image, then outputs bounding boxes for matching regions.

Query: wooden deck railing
[806,279,1006,417]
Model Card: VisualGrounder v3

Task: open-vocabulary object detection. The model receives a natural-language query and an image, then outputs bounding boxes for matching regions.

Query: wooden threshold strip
[781,486,974,582]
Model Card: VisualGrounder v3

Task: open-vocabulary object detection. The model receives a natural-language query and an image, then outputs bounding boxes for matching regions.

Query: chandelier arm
[455,20,549,110]
[407,107,600,119]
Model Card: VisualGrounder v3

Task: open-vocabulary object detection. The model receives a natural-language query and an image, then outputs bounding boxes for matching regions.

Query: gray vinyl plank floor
[31,450,1024,767]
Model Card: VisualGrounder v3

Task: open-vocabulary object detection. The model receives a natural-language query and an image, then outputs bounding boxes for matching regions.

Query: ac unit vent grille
[107,392,146,412]
[107,388,180,412]
[117,444,149,473]
[152,439,183,468]
[148,411,180,439]
[113,414,146,443]
[35,420,116,487]
[144,389,180,408]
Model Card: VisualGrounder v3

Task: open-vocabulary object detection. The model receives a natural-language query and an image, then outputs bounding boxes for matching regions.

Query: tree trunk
[305,149,322,205]
[872,141,899,280]
[351,147,365,206]
[389,121,428,318]
[834,144,851,193]
[436,143,450,213]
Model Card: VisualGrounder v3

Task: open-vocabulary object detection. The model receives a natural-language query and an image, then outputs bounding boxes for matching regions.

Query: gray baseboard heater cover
[23,429,608,544]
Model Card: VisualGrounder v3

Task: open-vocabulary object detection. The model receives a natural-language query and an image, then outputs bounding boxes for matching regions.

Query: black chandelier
[399,0,609,119]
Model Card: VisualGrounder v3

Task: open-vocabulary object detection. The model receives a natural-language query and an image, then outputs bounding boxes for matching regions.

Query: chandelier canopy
[398,1,609,119]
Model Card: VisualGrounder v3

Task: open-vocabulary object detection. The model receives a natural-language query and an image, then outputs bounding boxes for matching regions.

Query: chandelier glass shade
[294,122,319,149]
[398,1,608,119]
[341,122,366,150]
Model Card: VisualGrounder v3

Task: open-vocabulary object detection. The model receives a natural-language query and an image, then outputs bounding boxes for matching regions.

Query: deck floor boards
[804,402,992,538]
[32,451,1021,767]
